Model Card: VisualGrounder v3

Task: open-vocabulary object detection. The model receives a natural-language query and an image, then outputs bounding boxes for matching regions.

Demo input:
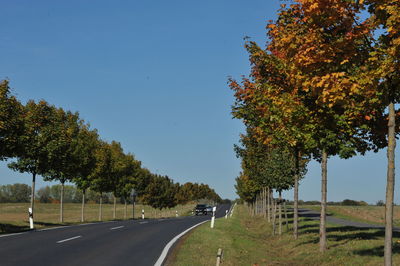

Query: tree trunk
[267,187,271,223]
[385,101,396,266]
[60,181,64,223]
[263,187,267,219]
[320,149,328,252]
[255,194,259,215]
[279,191,282,236]
[124,198,127,220]
[294,148,300,239]
[30,173,36,216]
[113,194,117,220]
[284,201,289,232]
[132,199,135,220]
[81,190,85,222]
[99,193,103,221]
[272,199,277,236]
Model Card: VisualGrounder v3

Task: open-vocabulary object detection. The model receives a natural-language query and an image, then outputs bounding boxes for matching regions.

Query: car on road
[195,204,208,215]
[206,205,213,213]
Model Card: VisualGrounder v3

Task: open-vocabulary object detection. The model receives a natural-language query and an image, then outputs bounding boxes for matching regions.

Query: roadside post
[216,248,223,266]
[28,208,34,229]
[142,209,145,219]
[176,210,178,217]
[210,206,216,228]
[225,210,228,219]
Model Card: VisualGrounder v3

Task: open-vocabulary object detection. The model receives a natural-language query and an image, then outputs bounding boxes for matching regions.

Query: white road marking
[110,226,124,230]
[56,235,82,243]
[0,232,27,238]
[139,221,148,224]
[77,222,96,226]
[154,220,209,266]
[38,226,70,231]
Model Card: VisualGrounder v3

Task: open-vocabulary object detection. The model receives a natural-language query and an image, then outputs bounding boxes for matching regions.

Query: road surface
[0,204,231,266]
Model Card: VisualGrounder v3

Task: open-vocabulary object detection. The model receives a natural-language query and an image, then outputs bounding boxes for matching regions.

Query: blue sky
[0,0,398,203]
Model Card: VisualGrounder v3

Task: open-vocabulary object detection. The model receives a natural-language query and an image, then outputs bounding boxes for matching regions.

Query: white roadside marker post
[176,210,178,217]
[28,208,34,229]
[225,210,228,219]
[210,206,216,228]
[142,209,145,220]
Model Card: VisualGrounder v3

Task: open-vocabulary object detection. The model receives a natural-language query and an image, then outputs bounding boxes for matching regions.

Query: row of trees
[0,183,31,203]
[230,0,399,264]
[0,80,221,224]
[0,182,220,206]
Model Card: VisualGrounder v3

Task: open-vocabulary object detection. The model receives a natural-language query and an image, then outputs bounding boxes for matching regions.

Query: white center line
[56,235,82,243]
[139,221,148,224]
[110,226,124,230]
[0,232,27,238]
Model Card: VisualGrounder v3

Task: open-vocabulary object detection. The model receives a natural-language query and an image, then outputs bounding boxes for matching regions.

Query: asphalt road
[0,204,231,266]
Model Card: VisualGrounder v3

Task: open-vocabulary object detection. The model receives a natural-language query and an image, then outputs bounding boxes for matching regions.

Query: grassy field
[169,204,400,266]
[301,205,400,226]
[0,202,195,233]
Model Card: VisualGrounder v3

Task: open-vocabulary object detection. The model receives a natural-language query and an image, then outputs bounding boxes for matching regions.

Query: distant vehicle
[206,205,213,213]
[195,204,208,215]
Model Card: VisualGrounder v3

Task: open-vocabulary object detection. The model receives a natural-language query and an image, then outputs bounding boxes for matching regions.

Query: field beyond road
[0,202,195,233]
[169,204,400,266]
[301,205,400,226]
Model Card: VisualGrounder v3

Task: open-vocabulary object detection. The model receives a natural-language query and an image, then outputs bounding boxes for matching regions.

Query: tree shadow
[0,223,30,234]
[353,244,400,257]
[298,224,400,256]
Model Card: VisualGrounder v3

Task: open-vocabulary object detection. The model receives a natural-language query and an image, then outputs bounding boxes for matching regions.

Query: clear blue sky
[0,0,398,203]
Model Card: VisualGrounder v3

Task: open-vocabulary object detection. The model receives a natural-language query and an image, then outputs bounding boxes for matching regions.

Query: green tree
[0,183,31,203]
[8,100,58,225]
[42,107,81,222]
[0,80,24,160]
[36,186,52,203]
[88,140,113,221]
[72,124,100,222]
[142,175,177,210]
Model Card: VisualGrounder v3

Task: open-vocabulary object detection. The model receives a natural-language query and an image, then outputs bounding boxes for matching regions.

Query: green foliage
[0,80,24,160]
[341,199,368,206]
[0,183,31,203]
[141,175,178,209]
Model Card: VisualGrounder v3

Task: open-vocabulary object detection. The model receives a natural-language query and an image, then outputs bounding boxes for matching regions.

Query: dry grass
[302,205,400,226]
[0,202,195,233]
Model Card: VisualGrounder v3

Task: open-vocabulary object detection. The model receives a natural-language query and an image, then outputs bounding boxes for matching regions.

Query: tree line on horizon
[0,183,220,206]
[230,0,399,264]
[0,80,221,224]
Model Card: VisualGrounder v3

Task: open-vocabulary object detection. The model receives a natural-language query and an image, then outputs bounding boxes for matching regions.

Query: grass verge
[0,202,195,234]
[169,204,400,265]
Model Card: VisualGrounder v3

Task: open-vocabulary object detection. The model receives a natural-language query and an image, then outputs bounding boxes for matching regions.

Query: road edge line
[154,219,208,266]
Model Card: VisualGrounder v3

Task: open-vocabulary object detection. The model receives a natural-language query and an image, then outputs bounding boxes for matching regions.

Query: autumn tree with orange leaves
[231,0,400,258]
[266,0,384,252]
